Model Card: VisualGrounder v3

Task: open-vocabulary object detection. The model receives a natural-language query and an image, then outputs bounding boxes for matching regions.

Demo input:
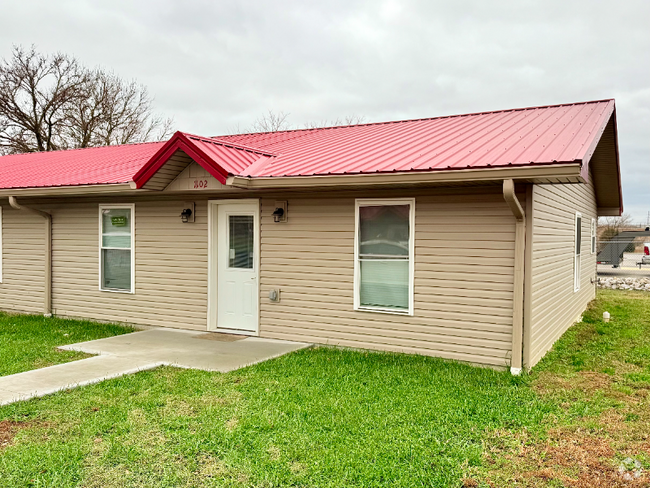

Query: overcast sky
[1,0,648,221]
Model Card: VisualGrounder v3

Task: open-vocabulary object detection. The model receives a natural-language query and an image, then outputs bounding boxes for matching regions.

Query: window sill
[100,287,134,294]
[355,306,412,316]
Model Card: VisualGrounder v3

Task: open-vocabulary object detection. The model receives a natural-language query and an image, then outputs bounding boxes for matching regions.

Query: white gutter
[8,197,52,317]
[502,179,525,375]
[226,163,583,190]
[0,183,134,198]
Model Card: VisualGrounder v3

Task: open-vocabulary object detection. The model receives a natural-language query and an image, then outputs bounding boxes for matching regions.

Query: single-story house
[0,99,622,373]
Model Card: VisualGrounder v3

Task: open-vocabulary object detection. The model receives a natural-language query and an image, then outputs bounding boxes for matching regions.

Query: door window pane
[229,215,254,269]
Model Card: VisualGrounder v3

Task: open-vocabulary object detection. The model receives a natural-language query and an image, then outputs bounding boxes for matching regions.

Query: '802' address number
[193,179,208,189]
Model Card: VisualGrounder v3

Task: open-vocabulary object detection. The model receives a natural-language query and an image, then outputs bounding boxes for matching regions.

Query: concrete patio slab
[0,328,310,406]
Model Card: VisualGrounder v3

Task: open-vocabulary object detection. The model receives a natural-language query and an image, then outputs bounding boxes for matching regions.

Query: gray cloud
[0,0,647,220]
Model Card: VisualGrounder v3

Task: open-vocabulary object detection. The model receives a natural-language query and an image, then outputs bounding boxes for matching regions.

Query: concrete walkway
[0,328,309,406]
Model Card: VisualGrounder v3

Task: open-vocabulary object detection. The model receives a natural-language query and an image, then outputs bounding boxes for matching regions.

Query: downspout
[503,180,525,375]
[8,197,52,317]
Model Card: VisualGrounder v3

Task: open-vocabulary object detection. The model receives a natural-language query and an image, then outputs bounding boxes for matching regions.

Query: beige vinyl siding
[142,150,192,190]
[165,162,236,192]
[527,177,597,367]
[50,199,209,329]
[259,189,518,367]
[0,205,46,313]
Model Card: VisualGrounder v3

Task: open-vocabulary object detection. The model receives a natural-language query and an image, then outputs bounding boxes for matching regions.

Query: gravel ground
[598,277,650,291]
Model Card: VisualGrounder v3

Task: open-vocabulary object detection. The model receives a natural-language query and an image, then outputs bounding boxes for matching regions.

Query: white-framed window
[574,212,582,292]
[354,198,415,315]
[99,204,135,293]
[591,218,597,254]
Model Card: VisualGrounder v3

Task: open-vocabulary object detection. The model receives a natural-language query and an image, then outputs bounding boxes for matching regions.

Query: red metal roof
[219,99,616,177]
[132,132,274,187]
[0,99,617,190]
[0,142,164,189]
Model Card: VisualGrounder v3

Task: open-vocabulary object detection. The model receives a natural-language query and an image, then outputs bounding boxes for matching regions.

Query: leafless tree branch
[303,114,367,129]
[0,46,173,154]
[250,110,291,133]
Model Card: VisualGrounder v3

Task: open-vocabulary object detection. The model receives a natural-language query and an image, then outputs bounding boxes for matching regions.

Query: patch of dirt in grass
[225,417,239,431]
[534,370,642,405]
[534,371,613,395]
[612,361,645,375]
[196,454,228,479]
[481,426,649,487]
[288,460,306,475]
[192,454,252,486]
[0,420,30,449]
[160,398,196,418]
[267,444,281,461]
[478,367,650,488]
[196,390,243,408]
[81,465,130,488]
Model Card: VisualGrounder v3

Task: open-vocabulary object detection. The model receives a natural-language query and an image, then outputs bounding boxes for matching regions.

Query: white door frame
[207,199,261,335]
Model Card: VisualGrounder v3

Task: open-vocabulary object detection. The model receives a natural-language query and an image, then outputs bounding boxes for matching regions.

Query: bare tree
[248,111,367,134]
[598,213,634,240]
[68,70,172,147]
[0,46,172,154]
[251,110,291,133]
[0,46,87,153]
[304,114,367,129]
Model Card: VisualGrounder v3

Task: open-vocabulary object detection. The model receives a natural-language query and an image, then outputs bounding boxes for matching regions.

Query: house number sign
[193,179,209,189]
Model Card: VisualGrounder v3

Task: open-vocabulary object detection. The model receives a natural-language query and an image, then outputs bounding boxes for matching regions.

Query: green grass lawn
[0,290,648,487]
[0,313,133,376]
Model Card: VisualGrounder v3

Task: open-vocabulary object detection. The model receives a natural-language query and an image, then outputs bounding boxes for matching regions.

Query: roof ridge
[181,132,277,157]
[215,99,615,138]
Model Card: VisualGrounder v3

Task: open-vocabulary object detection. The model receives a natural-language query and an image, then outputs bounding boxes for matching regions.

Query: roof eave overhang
[226,163,584,189]
[579,103,623,216]
[132,131,230,188]
[0,183,135,198]
[579,100,616,181]
[597,207,621,217]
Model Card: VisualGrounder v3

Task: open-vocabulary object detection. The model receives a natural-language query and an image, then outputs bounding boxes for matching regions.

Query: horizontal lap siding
[528,179,597,367]
[259,191,516,367]
[0,207,46,313]
[51,200,208,329]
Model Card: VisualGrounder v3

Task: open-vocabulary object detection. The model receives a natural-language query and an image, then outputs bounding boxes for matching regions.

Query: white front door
[216,202,259,333]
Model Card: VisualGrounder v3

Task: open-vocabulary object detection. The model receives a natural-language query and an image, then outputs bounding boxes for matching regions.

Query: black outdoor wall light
[272,201,288,223]
[180,202,195,223]
[272,207,284,222]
